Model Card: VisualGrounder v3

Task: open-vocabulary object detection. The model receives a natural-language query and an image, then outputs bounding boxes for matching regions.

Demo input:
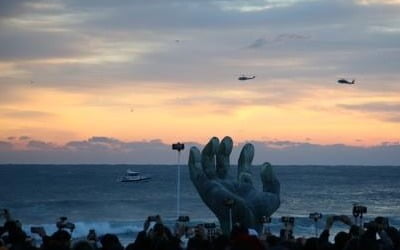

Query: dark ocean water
[1,164,399,245]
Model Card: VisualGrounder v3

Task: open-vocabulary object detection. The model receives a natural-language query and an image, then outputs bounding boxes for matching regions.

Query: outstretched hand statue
[188,136,280,234]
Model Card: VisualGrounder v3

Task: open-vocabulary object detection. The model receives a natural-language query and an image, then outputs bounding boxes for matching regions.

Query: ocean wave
[22,215,400,240]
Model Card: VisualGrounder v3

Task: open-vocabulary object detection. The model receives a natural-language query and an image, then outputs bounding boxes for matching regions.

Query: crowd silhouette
[1,209,399,250]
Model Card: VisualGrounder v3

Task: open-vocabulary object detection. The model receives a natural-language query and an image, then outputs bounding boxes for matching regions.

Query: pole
[177,150,181,218]
[172,142,184,219]
[229,207,232,232]
[315,220,318,237]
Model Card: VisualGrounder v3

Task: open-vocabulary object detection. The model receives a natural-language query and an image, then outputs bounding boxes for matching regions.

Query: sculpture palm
[188,136,280,234]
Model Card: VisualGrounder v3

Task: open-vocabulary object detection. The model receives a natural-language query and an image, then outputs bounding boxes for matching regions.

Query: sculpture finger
[260,162,280,195]
[188,146,208,188]
[237,143,254,185]
[216,136,233,179]
[201,137,219,179]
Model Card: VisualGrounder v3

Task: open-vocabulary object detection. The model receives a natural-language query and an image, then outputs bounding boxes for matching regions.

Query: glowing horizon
[1,83,398,147]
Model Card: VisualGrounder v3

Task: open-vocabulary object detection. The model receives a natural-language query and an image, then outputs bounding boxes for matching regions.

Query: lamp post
[223,198,235,233]
[172,142,184,218]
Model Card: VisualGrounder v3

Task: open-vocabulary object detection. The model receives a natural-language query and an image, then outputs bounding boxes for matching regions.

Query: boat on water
[119,169,151,182]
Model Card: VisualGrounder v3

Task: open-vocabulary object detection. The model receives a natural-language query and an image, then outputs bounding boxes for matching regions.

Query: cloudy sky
[0,0,399,164]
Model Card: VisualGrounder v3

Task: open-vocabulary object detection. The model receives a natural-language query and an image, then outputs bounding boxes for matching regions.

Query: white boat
[119,169,151,182]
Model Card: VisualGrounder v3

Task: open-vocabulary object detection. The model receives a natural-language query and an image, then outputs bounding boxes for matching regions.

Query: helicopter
[337,79,355,84]
[238,74,256,81]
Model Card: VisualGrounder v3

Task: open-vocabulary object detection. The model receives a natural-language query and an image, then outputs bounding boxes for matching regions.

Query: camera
[172,143,184,151]
[309,213,323,221]
[281,216,295,224]
[56,217,75,232]
[30,226,45,235]
[353,205,367,217]
[147,215,158,222]
[260,216,272,224]
[178,216,190,223]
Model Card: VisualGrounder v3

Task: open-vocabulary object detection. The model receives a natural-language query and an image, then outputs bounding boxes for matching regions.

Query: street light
[223,198,235,232]
[172,142,184,218]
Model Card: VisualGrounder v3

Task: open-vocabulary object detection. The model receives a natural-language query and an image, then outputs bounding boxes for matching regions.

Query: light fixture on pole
[172,142,184,218]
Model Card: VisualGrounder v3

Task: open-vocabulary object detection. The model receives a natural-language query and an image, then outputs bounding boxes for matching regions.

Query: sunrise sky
[1,0,399,164]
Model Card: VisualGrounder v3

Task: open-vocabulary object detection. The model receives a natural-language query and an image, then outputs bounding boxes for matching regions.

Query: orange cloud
[1,81,399,147]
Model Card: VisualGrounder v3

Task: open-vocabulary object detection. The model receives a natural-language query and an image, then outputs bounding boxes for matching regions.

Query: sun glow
[1,81,399,147]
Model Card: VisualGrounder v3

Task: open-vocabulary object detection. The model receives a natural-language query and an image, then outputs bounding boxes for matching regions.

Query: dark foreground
[1,210,399,250]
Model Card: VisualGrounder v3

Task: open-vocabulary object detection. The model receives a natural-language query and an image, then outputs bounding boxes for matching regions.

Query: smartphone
[178,216,190,223]
[30,226,44,234]
[148,215,158,221]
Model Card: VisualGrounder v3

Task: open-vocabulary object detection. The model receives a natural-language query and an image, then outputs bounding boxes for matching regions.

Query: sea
[1,164,399,246]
